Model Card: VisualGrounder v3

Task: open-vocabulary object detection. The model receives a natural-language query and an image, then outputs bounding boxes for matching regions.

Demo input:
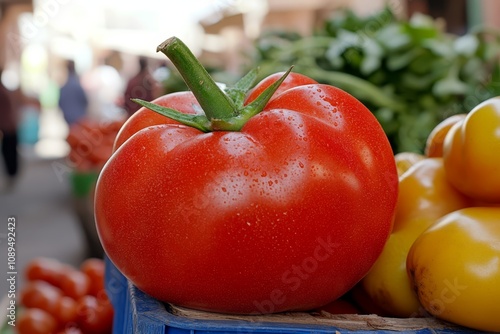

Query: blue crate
[104,257,476,334]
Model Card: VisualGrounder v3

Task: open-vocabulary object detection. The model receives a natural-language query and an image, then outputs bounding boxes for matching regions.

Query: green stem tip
[157,37,237,120]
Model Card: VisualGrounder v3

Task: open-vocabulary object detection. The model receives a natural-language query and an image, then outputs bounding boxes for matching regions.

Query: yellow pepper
[360,158,470,317]
[443,97,500,203]
[424,114,466,157]
[393,158,470,232]
[394,152,425,177]
[360,218,429,317]
[407,207,500,332]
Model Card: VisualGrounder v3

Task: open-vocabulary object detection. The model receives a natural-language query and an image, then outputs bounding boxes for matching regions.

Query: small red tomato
[25,258,69,287]
[76,295,114,334]
[59,270,91,300]
[53,295,79,326]
[16,308,58,334]
[80,258,105,296]
[20,280,63,314]
[94,288,113,310]
[57,329,84,334]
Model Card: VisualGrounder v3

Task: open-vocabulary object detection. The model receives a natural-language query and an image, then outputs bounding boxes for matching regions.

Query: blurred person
[123,56,162,117]
[0,67,19,188]
[82,58,124,121]
[18,93,41,145]
[59,60,88,126]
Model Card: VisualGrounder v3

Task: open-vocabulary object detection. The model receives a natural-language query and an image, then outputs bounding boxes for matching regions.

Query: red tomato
[25,258,70,287]
[95,67,398,314]
[20,280,63,314]
[53,295,79,325]
[76,295,114,334]
[244,71,318,104]
[113,91,200,150]
[59,270,91,300]
[17,308,58,334]
[113,72,318,151]
[80,258,105,297]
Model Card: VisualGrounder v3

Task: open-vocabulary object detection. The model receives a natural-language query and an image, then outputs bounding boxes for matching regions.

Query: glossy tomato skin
[95,80,398,314]
[113,72,318,151]
[244,72,318,104]
[113,91,200,150]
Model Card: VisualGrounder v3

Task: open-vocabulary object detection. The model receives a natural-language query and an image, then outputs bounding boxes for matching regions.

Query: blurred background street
[0,144,88,297]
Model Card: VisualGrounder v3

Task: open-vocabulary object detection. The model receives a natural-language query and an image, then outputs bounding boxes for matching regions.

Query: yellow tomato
[407,207,500,332]
[361,218,432,317]
[443,97,500,202]
[361,158,471,317]
[424,114,466,157]
[394,152,425,177]
[393,157,470,233]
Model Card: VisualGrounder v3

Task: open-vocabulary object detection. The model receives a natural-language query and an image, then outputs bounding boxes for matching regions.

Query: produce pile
[15,258,113,334]
[355,96,500,332]
[91,31,500,333]
[65,118,125,173]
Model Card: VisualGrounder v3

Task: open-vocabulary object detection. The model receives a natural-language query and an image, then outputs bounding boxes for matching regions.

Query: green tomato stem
[157,37,238,120]
[131,98,212,132]
[225,67,260,110]
[210,67,293,131]
[133,36,292,132]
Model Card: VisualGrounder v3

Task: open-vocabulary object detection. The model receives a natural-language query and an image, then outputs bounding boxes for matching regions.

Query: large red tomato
[95,37,397,314]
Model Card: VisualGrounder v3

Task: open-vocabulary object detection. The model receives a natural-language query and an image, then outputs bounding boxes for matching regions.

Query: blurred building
[0,0,33,81]
[1,0,499,93]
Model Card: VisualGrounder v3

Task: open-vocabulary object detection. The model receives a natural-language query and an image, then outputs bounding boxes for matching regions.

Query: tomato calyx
[132,36,291,132]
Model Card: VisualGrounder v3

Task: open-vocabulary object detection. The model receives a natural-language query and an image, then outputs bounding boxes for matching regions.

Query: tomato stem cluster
[132,36,292,132]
